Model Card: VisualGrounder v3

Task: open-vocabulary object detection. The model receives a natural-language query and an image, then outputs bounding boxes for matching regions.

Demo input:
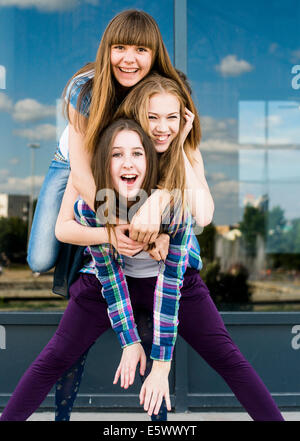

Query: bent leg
[0,274,110,421]
[27,159,70,273]
[178,270,284,422]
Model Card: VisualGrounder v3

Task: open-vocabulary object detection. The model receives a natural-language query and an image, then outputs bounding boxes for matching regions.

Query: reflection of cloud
[0,65,5,89]
[0,169,10,183]
[291,49,300,63]
[0,92,13,112]
[216,55,254,77]
[201,115,237,145]
[0,0,98,12]
[0,174,45,194]
[13,124,56,141]
[201,138,254,152]
[212,180,239,196]
[267,114,282,128]
[207,172,227,181]
[8,157,20,165]
[13,98,55,122]
[269,43,278,54]
[0,0,78,11]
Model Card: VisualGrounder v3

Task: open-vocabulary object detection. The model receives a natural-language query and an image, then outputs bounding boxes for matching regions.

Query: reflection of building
[0,194,29,222]
[216,225,230,235]
[243,193,269,212]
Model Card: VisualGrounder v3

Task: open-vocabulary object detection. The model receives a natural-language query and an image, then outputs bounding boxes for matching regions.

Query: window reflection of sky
[0,0,173,194]
[1,0,300,231]
[187,0,300,227]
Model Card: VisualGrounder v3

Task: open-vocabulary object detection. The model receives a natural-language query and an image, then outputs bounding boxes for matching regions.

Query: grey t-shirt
[123,251,159,278]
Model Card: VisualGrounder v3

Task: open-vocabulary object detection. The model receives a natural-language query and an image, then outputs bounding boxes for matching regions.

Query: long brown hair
[62,9,201,156]
[91,118,158,247]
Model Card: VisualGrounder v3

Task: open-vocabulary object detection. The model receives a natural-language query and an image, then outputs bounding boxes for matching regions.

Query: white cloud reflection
[13,123,56,141]
[0,0,98,12]
[216,55,254,77]
[12,98,56,122]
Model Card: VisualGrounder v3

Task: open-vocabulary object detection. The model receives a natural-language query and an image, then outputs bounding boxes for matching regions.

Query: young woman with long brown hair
[0,117,198,421]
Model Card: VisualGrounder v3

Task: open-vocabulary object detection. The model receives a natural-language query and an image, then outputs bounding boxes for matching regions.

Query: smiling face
[148,92,181,153]
[110,129,147,199]
[110,44,153,88]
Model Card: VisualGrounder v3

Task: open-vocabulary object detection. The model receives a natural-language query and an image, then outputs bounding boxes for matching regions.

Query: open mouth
[118,67,139,73]
[154,135,170,143]
[120,174,138,184]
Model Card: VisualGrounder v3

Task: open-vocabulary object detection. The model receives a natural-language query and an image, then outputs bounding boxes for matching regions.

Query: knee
[27,255,53,273]
[34,334,78,375]
[27,249,57,273]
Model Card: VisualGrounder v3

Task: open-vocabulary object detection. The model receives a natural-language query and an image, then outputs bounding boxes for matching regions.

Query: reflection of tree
[197,223,251,305]
[196,222,216,262]
[0,217,28,263]
[239,203,300,269]
[267,206,287,253]
[239,205,266,256]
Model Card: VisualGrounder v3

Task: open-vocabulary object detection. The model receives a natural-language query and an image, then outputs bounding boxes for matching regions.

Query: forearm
[182,148,214,226]
[55,220,108,246]
[71,170,96,211]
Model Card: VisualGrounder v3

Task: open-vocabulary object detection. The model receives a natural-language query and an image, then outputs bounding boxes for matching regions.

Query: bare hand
[180,107,194,146]
[139,362,171,416]
[129,192,163,244]
[144,234,170,262]
[110,224,146,257]
[113,343,146,389]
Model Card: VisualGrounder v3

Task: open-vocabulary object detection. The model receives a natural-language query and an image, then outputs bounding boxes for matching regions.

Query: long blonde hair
[114,73,199,234]
[62,9,201,156]
[115,74,194,197]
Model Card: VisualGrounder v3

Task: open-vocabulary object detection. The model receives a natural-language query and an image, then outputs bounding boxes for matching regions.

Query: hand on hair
[143,233,170,262]
[139,360,172,417]
[111,224,146,257]
[113,343,146,389]
[180,107,195,146]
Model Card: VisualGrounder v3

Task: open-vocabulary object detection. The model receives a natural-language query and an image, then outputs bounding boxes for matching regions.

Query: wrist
[152,360,171,373]
[101,226,109,243]
[155,188,171,210]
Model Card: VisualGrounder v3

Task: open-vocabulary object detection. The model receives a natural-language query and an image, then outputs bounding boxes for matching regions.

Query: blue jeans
[27,152,70,273]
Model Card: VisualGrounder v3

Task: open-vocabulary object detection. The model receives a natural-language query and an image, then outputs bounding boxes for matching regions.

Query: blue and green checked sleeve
[150,207,193,361]
[74,199,141,348]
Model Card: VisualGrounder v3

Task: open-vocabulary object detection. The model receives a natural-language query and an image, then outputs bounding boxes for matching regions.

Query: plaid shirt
[74,198,202,361]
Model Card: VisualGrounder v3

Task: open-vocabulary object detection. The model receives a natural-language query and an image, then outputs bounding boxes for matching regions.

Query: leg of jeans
[178,271,284,421]
[55,346,92,421]
[135,308,167,422]
[27,160,70,273]
[0,274,110,421]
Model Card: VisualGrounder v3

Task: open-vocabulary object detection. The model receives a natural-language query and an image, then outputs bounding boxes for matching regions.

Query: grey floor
[24,411,299,421]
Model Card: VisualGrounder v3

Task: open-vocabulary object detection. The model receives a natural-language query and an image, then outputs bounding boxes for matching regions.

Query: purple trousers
[0,268,284,421]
